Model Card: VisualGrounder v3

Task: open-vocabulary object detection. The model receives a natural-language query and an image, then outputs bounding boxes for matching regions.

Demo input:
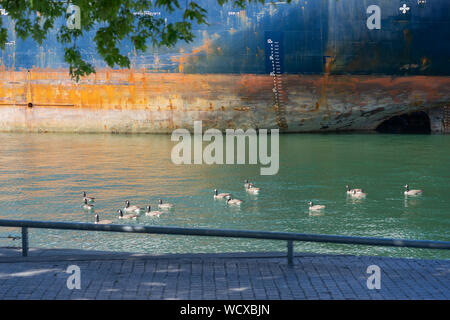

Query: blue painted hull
[0,0,448,75]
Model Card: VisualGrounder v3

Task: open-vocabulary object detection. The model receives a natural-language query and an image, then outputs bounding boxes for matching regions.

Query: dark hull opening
[376,111,431,134]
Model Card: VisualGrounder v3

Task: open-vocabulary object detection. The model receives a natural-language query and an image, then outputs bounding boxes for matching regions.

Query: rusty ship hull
[0,0,449,133]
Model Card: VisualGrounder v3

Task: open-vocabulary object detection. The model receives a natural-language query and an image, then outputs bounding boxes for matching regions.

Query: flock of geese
[309,184,423,212]
[82,180,260,224]
[82,192,174,225]
[82,182,423,223]
[213,179,260,206]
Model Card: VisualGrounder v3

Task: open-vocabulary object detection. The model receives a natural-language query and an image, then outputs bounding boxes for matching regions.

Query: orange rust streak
[0,70,448,113]
[171,34,212,72]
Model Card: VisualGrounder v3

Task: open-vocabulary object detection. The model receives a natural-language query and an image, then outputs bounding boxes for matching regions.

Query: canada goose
[82,199,94,211]
[118,209,138,220]
[246,184,260,194]
[346,185,363,194]
[226,196,243,206]
[83,191,95,203]
[214,189,231,199]
[158,199,174,210]
[244,179,252,188]
[404,184,422,196]
[94,214,112,225]
[124,200,143,213]
[145,205,163,217]
[350,190,367,198]
[309,201,325,211]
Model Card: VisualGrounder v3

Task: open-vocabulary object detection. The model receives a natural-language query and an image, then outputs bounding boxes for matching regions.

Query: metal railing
[1,219,449,265]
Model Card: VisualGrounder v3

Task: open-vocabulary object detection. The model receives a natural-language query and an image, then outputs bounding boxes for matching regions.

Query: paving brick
[0,249,449,300]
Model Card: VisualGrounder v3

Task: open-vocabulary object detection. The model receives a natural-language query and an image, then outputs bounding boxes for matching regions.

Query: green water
[0,133,448,259]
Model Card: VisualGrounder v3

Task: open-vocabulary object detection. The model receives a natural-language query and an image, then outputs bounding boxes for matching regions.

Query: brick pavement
[0,247,448,300]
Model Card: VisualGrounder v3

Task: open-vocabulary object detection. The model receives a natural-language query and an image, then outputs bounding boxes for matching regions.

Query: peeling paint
[0,70,448,133]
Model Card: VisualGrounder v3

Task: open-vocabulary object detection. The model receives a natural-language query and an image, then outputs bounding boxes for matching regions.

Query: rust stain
[420,56,431,71]
[0,67,448,132]
[238,10,251,28]
[0,69,447,111]
[171,32,213,72]
[233,106,251,112]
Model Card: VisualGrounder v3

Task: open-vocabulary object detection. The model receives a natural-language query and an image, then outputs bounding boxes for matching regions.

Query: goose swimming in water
[350,190,367,198]
[145,205,163,217]
[124,200,143,214]
[158,199,174,210]
[83,191,95,203]
[82,199,94,211]
[118,209,138,220]
[214,189,231,199]
[246,184,260,194]
[226,196,243,206]
[346,185,363,194]
[309,201,325,211]
[95,214,112,225]
[404,184,423,196]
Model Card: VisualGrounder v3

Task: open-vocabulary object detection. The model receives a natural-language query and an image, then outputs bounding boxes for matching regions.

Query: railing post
[21,227,28,257]
[287,240,293,266]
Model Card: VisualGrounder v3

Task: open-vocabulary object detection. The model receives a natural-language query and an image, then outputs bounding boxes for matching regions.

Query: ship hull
[0,70,448,133]
[0,0,449,133]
